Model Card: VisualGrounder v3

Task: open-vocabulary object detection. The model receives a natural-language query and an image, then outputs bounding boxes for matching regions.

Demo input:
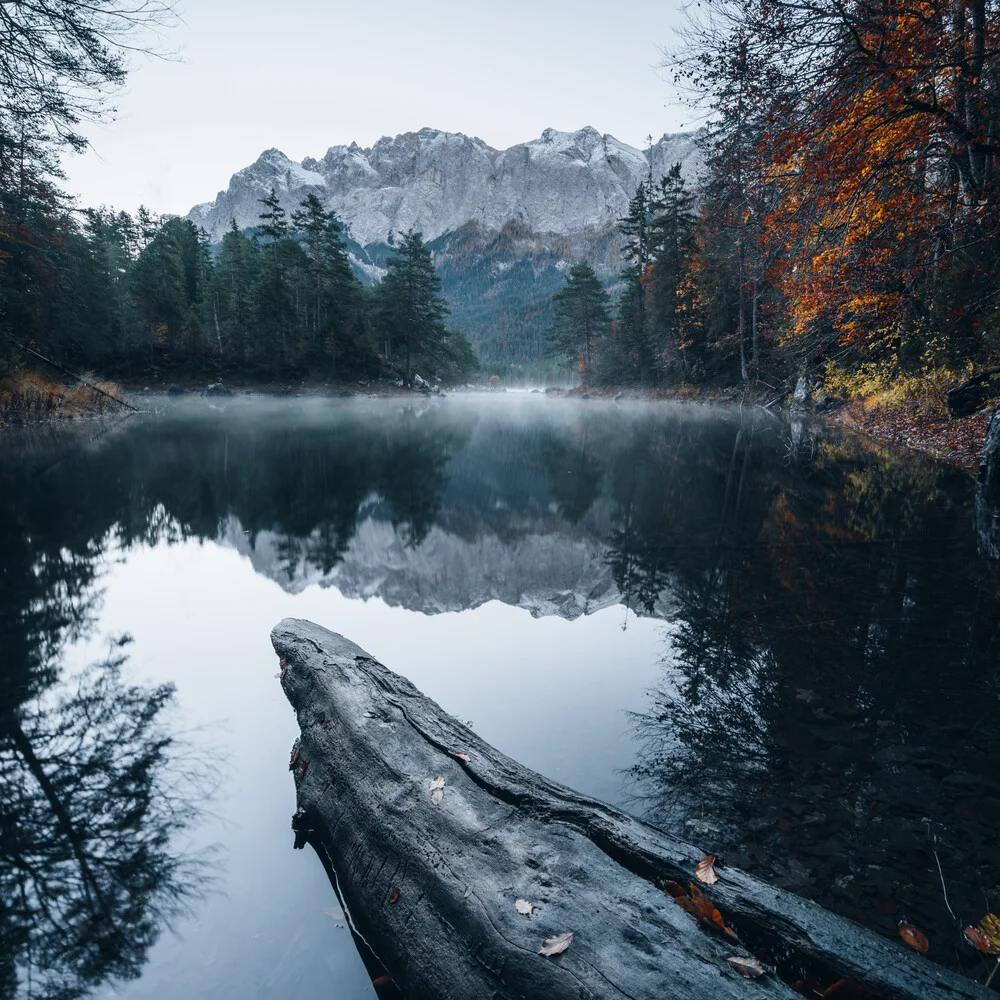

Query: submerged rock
[204,382,233,398]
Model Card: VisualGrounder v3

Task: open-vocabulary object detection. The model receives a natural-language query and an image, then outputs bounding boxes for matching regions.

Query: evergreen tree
[648,164,698,376]
[616,184,657,384]
[255,189,293,368]
[546,262,611,379]
[376,229,451,380]
[291,193,357,372]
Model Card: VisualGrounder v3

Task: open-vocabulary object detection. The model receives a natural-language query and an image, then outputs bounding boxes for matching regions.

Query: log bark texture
[272,618,991,1000]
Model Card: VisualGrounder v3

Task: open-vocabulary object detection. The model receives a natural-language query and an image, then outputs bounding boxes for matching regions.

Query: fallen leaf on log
[697,854,720,884]
[279,657,287,666]
[964,925,992,953]
[672,882,737,939]
[966,914,1000,954]
[726,955,765,978]
[429,775,445,805]
[897,921,929,953]
[289,747,300,768]
[454,752,471,762]
[662,879,687,898]
[389,887,400,905]
[539,931,574,956]
[295,760,308,779]
[515,898,534,916]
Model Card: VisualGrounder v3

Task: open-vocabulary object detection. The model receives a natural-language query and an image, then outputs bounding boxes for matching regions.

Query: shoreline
[5,369,992,476]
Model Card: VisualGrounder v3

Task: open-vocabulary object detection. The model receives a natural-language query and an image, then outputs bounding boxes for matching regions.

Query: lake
[2,394,998,998]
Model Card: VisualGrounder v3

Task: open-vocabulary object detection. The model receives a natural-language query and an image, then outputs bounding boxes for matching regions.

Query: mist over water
[2,395,998,997]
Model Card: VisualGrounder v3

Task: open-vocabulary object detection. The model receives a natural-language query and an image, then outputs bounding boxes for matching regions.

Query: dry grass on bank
[0,370,128,426]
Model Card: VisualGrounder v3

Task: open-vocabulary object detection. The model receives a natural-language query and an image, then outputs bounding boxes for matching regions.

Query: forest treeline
[0,179,478,386]
[0,0,476,392]
[549,0,1000,401]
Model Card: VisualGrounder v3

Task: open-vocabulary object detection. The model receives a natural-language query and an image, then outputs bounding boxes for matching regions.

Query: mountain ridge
[186,125,703,247]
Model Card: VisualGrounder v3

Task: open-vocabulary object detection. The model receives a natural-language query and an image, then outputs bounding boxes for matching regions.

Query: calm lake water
[2,394,999,998]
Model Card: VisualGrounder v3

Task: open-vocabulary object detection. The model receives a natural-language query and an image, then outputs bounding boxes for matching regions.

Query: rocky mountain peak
[186,126,703,247]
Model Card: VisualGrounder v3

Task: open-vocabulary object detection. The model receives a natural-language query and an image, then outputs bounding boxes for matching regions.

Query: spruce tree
[616,184,657,384]
[648,164,697,376]
[291,193,357,372]
[547,262,611,380]
[377,229,451,381]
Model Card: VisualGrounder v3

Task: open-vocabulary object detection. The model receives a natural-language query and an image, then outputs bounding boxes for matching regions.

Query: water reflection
[0,640,210,999]
[625,425,1000,975]
[2,396,999,990]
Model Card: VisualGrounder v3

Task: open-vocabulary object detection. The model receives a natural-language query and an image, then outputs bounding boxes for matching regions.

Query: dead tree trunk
[272,618,992,1000]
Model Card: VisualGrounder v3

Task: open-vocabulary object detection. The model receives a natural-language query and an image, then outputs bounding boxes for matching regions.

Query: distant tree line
[0,0,476,390]
[0,179,478,385]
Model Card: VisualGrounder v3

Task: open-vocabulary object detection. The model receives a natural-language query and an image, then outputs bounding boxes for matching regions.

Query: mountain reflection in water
[1,395,998,993]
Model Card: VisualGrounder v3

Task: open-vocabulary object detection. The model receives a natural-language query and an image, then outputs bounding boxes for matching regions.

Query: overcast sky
[63,0,691,217]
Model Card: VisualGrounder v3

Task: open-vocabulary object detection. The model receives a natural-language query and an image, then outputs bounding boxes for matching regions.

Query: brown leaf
[279,657,287,666]
[897,920,929,953]
[515,898,534,916]
[389,887,400,905]
[696,854,720,885]
[539,931,574,956]
[662,879,688,898]
[964,925,991,953]
[726,955,766,978]
[454,752,471,762]
[295,760,308,779]
[289,747,300,768]
[673,883,737,939]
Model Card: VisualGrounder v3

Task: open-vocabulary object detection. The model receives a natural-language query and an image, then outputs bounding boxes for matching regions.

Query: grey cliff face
[186,126,704,246]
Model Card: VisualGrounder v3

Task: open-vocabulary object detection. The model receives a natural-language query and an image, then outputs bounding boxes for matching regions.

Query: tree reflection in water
[0,430,212,1000]
[622,422,1000,973]
[0,644,210,1000]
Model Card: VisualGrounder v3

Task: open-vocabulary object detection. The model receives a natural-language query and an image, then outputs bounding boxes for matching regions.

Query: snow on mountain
[186,126,703,246]
[218,510,676,621]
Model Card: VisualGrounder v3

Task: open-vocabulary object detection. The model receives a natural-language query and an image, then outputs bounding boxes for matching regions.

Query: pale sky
[64,0,690,217]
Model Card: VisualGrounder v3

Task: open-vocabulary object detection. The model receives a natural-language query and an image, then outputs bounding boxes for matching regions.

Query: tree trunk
[273,619,992,1000]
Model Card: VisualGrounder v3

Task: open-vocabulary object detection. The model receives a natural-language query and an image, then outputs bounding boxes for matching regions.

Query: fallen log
[272,618,992,1000]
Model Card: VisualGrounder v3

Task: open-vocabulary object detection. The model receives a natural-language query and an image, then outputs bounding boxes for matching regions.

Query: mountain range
[185,127,704,372]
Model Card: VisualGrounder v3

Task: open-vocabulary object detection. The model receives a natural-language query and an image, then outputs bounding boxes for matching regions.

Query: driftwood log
[272,618,991,1000]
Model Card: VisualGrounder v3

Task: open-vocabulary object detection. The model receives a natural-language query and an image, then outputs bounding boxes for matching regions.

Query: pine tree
[377,230,451,381]
[616,184,657,384]
[547,262,611,379]
[257,189,288,242]
[256,189,293,368]
[291,193,357,372]
[648,164,697,376]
